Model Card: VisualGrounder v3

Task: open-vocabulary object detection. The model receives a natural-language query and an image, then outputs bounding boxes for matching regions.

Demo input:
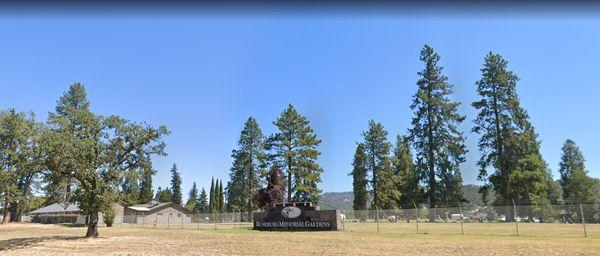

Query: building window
[177,213,181,218]
[157,213,163,216]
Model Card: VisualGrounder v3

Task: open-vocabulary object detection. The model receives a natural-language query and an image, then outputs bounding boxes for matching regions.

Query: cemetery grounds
[1,222,600,256]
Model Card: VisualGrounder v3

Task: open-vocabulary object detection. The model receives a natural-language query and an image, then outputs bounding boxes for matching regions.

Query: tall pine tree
[169,164,182,205]
[268,104,323,202]
[350,143,368,211]
[409,44,466,221]
[362,120,398,209]
[226,117,266,212]
[472,52,551,215]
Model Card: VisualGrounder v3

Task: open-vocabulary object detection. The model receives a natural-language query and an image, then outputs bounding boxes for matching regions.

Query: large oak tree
[43,83,169,237]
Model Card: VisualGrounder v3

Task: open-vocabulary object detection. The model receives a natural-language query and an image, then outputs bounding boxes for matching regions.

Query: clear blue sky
[1,15,599,198]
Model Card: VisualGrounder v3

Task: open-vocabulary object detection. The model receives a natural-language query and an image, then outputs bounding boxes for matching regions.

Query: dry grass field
[1,223,600,256]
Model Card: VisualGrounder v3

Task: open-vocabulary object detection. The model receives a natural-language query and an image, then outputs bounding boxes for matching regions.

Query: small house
[122,200,191,225]
[30,202,125,225]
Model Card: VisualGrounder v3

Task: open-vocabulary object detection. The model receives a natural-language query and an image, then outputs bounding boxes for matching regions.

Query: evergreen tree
[0,109,44,223]
[362,120,398,209]
[209,178,216,213]
[156,186,163,200]
[472,52,551,215]
[559,139,596,205]
[219,179,226,213]
[350,143,368,211]
[409,45,467,219]
[226,150,247,212]
[267,104,323,202]
[156,186,173,203]
[197,187,209,213]
[169,164,182,205]
[393,135,422,209]
[185,182,198,212]
[226,117,266,213]
[121,170,140,205]
[138,167,155,204]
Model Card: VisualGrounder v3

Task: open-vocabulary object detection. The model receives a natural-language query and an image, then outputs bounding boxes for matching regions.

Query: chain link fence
[118,203,600,238]
[339,203,600,238]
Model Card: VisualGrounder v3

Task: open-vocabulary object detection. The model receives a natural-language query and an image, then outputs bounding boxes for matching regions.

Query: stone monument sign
[253,202,340,231]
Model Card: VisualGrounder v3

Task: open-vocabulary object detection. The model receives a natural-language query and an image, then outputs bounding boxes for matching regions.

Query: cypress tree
[219,180,226,213]
[350,143,368,211]
[169,164,182,205]
[409,44,467,221]
[209,178,216,213]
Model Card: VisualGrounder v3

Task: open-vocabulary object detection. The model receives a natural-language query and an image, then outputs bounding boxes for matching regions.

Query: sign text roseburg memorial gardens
[253,202,341,231]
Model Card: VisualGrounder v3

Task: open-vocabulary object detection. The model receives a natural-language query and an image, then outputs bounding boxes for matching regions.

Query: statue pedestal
[253,202,340,231]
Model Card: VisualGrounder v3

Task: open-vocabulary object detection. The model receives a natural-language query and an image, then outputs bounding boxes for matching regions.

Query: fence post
[579,203,588,238]
[181,214,184,229]
[342,211,345,232]
[414,203,419,235]
[376,207,380,234]
[154,215,157,229]
[459,205,464,235]
[512,199,519,237]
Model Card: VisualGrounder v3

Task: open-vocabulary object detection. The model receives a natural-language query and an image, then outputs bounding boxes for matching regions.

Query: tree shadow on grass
[0,236,82,251]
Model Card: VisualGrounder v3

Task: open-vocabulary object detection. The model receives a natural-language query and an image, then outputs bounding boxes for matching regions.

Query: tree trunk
[9,202,21,222]
[491,88,512,221]
[10,174,33,222]
[371,153,378,210]
[85,211,100,237]
[426,89,437,223]
[287,156,292,202]
[2,197,10,224]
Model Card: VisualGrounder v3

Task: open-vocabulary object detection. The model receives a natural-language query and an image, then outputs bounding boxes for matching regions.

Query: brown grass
[1,223,600,255]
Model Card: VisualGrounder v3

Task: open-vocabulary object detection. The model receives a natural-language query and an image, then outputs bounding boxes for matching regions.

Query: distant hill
[318,184,493,210]
[318,191,354,210]
[462,184,495,206]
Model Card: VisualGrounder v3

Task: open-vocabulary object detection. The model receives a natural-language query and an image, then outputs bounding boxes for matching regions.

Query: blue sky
[1,16,599,198]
